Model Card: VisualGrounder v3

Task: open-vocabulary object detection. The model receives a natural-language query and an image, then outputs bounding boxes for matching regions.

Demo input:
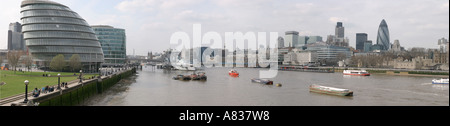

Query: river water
[83,67,449,106]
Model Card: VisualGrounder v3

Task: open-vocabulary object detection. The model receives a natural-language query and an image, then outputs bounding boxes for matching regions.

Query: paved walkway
[0,69,130,106]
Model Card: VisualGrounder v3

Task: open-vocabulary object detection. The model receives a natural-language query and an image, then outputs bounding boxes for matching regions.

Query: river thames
[83,67,449,106]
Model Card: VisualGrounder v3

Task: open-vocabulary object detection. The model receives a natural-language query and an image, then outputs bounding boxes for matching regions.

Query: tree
[50,54,66,72]
[7,51,22,74]
[68,54,82,72]
[23,55,33,72]
[43,57,52,72]
[337,53,347,62]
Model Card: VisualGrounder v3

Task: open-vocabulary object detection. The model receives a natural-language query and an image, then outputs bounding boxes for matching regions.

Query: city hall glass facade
[21,0,104,72]
[92,25,126,67]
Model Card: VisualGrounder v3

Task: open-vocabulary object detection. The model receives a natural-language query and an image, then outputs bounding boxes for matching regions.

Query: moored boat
[432,78,449,84]
[173,75,191,81]
[309,85,353,96]
[193,72,207,81]
[251,78,273,85]
[229,69,239,76]
[343,70,370,76]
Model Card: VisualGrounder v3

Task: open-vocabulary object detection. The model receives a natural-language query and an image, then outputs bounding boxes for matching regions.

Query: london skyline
[0,0,448,55]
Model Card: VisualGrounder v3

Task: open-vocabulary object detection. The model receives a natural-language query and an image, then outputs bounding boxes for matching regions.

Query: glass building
[305,45,351,60]
[356,33,368,51]
[21,0,104,72]
[285,31,299,48]
[8,22,25,51]
[92,25,127,67]
[335,22,345,38]
[376,19,390,51]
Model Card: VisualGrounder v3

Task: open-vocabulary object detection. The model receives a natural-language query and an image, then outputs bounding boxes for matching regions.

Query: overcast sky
[1,0,448,55]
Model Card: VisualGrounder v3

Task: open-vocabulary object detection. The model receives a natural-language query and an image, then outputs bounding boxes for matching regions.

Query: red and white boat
[343,70,370,76]
[229,69,239,76]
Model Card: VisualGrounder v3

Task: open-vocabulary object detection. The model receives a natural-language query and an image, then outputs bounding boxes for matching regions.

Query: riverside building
[21,0,104,72]
[92,25,127,67]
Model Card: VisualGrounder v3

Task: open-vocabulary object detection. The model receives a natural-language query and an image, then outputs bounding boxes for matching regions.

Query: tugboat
[251,78,273,85]
[432,78,449,84]
[229,69,239,77]
[309,85,353,96]
[343,70,370,76]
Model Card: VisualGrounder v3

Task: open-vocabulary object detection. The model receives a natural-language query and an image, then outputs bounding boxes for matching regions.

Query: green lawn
[0,70,79,76]
[0,70,97,99]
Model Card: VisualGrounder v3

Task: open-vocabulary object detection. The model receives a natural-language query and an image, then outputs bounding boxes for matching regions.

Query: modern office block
[356,33,368,51]
[92,25,126,67]
[376,19,390,50]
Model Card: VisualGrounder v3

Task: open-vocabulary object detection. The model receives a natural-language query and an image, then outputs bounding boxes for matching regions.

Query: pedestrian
[49,86,54,92]
[45,85,49,93]
[33,88,40,97]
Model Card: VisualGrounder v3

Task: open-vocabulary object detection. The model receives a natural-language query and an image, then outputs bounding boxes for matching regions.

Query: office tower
[306,36,322,44]
[21,0,104,72]
[92,25,127,67]
[364,40,373,53]
[356,33,368,51]
[298,36,308,46]
[376,19,390,50]
[335,22,345,38]
[438,38,448,53]
[7,22,25,51]
[285,31,299,47]
[278,36,284,48]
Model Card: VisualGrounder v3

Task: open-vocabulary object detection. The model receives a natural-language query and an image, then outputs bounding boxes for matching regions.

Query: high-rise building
[92,25,127,67]
[327,22,349,47]
[438,38,448,53]
[306,36,322,44]
[356,33,368,51]
[297,36,323,47]
[438,38,447,45]
[364,40,373,53]
[298,36,308,46]
[285,31,299,47]
[21,0,104,72]
[277,36,284,48]
[7,22,25,51]
[335,22,345,38]
[376,19,390,51]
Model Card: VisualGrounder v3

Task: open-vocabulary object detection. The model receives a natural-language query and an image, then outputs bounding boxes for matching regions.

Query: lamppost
[79,70,83,84]
[98,68,102,77]
[57,73,61,90]
[23,80,29,103]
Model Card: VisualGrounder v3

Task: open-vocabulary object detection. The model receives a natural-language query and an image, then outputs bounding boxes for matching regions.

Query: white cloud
[115,0,157,12]
[442,2,449,11]
[160,0,203,9]
[329,17,348,23]
[294,3,315,14]
[0,0,448,51]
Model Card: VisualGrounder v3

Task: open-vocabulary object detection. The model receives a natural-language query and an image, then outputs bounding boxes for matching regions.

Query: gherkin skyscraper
[21,0,104,72]
[376,19,390,50]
